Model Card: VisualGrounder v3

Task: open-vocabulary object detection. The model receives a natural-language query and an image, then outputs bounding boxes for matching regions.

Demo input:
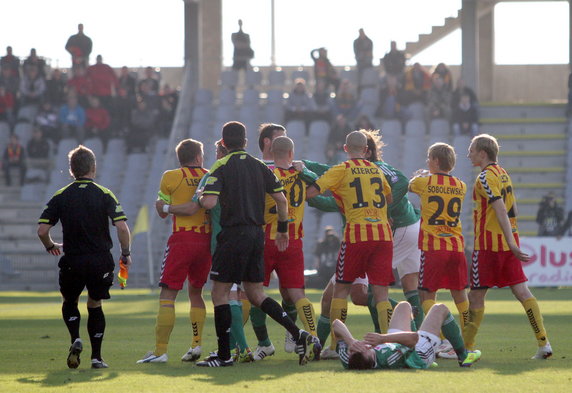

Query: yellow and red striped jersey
[264,167,306,240]
[159,166,210,234]
[315,158,392,243]
[409,173,466,252]
[473,163,519,251]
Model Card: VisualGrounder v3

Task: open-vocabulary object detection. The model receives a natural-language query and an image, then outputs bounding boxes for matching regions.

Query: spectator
[314,226,341,284]
[333,79,360,122]
[45,69,67,107]
[118,66,136,98]
[0,85,15,125]
[376,74,404,120]
[451,78,478,111]
[231,19,254,71]
[66,65,91,107]
[113,86,134,136]
[127,97,157,153]
[35,100,60,143]
[65,23,93,69]
[354,114,375,131]
[58,95,85,140]
[382,41,406,76]
[557,211,572,237]
[353,28,373,73]
[138,78,160,111]
[327,114,352,164]
[452,93,479,135]
[85,96,111,143]
[157,84,178,137]
[19,65,45,106]
[23,48,46,78]
[0,46,20,78]
[312,79,333,122]
[2,133,26,186]
[87,55,118,111]
[25,127,51,183]
[311,47,340,92]
[433,63,453,91]
[536,192,564,236]
[284,78,316,127]
[425,73,451,121]
[402,62,431,106]
[0,67,20,100]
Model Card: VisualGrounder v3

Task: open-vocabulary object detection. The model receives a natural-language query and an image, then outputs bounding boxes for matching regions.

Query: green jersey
[193,174,220,254]
[338,341,427,370]
[303,159,420,229]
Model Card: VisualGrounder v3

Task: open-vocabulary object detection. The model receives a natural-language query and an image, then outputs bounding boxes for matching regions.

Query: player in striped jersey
[138,139,211,364]
[466,134,552,359]
[307,131,394,350]
[409,143,470,358]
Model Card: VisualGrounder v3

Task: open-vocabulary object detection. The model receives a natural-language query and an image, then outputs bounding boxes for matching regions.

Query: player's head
[222,121,247,150]
[271,136,294,161]
[468,133,499,166]
[176,138,203,167]
[344,130,368,157]
[428,142,456,173]
[361,129,386,162]
[258,123,286,154]
[347,348,376,370]
[215,139,229,159]
[68,145,96,179]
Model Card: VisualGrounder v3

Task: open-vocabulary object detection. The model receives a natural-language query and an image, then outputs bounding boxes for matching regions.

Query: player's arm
[332,319,358,346]
[37,223,62,256]
[115,220,132,269]
[308,195,340,212]
[301,159,331,177]
[156,199,201,216]
[491,199,530,261]
[363,331,419,348]
[270,191,289,252]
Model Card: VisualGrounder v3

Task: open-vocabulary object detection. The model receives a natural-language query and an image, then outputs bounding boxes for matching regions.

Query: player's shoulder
[92,181,120,202]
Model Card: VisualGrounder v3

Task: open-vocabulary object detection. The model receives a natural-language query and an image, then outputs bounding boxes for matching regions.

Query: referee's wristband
[162,204,170,214]
[277,220,288,233]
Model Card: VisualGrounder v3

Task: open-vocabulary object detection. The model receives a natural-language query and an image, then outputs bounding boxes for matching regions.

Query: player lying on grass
[332,301,481,370]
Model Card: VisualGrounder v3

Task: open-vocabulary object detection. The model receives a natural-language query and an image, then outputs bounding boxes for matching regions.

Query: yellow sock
[376,301,392,334]
[521,297,548,347]
[329,298,348,350]
[421,299,436,317]
[240,299,251,326]
[190,307,206,348]
[463,307,484,350]
[295,297,317,335]
[155,300,175,355]
[455,300,470,331]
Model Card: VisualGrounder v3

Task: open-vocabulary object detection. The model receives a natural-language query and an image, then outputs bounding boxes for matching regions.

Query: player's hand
[155,200,168,219]
[363,332,384,346]
[412,169,430,178]
[120,254,132,269]
[509,243,530,262]
[292,160,305,172]
[275,232,289,252]
[46,242,62,256]
[349,339,371,354]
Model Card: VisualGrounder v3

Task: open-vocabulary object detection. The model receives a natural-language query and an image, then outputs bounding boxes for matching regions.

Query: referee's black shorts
[58,252,115,301]
[210,225,264,284]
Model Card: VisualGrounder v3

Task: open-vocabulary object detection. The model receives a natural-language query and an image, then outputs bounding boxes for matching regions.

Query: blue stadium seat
[428,119,451,145]
[13,122,34,147]
[339,69,358,86]
[83,138,104,159]
[267,90,285,105]
[307,121,330,163]
[220,70,239,88]
[405,120,426,136]
[359,68,379,88]
[195,88,213,106]
[219,88,236,106]
[17,104,39,123]
[55,138,79,170]
[380,120,402,168]
[268,69,286,86]
[245,69,263,86]
[291,69,310,82]
[406,102,425,120]
[242,89,260,106]
[285,120,305,145]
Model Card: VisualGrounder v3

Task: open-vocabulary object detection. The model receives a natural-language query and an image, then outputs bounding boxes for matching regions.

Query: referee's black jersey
[38,178,127,255]
[203,150,284,227]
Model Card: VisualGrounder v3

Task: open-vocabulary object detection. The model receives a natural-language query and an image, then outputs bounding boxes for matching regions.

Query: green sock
[282,301,298,323]
[404,290,424,330]
[317,314,331,347]
[250,306,271,347]
[367,292,381,333]
[441,312,468,361]
[230,301,249,352]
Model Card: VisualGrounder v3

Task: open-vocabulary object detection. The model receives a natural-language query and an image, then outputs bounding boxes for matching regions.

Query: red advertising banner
[520,237,572,287]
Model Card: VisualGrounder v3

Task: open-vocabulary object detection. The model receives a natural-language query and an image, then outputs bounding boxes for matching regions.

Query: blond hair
[471,134,499,161]
[428,143,456,172]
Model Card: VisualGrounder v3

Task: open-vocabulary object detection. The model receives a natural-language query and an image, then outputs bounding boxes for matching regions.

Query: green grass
[1,288,571,393]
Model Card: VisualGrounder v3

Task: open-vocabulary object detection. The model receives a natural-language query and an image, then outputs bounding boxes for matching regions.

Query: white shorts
[392,221,421,278]
[388,328,439,367]
[329,274,369,286]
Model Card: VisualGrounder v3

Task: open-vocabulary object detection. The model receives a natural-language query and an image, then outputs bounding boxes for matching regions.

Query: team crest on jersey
[205,176,217,185]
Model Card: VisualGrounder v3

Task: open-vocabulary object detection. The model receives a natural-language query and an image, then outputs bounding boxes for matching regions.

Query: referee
[37,145,132,369]
[190,121,320,366]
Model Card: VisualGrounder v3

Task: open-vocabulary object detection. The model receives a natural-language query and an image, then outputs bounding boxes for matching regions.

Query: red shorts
[263,238,304,288]
[418,250,468,292]
[336,240,394,286]
[470,249,528,289]
[159,231,211,290]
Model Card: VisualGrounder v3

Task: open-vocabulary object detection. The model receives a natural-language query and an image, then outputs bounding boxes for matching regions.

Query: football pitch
[1,288,570,393]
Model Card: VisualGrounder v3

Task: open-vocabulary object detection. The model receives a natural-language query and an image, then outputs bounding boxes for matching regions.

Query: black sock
[260,297,300,340]
[62,301,81,343]
[214,304,232,361]
[87,307,105,360]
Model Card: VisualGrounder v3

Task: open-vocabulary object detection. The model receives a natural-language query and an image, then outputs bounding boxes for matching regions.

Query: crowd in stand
[0,24,179,186]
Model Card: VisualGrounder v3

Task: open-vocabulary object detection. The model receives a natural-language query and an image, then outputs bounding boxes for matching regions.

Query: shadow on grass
[17,370,119,387]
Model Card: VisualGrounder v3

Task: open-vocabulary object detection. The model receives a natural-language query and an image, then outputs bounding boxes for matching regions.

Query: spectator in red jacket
[87,55,118,111]
[67,65,91,107]
[2,133,26,186]
[0,85,15,124]
[85,96,110,143]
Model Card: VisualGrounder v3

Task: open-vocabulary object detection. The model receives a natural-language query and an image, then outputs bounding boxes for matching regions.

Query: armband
[162,204,170,214]
[277,220,288,233]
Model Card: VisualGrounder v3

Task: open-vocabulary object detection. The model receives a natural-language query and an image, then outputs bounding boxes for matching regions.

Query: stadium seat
[307,121,330,163]
[192,105,212,124]
[428,119,451,145]
[55,138,78,170]
[285,120,305,145]
[359,68,379,88]
[220,70,239,88]
[83,138,104,159]
[339,69,358,86]
[268,69,285,86]
[216,105,237,122]
[380,119,402,168]
[242,89,260,106]
[13,122,34,147]
[402,132,427,179]
[195,88,213,106]
[267,90,285,105]
[406,102,425,120]
[245,69,262,86]
[405,120,426,137]
[239,105,260,128]
[359,88,379,106]
[106,138,125,155]
[263,104,284,124]
[219,88,236,106]
[291,69,310,82]
[17,105,38,123]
